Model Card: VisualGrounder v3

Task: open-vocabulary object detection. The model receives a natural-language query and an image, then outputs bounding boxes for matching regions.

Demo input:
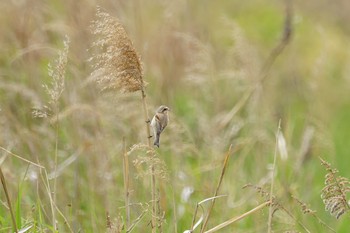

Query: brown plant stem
[140,89,152,146]
[0,166,18,233]
[123,137,130,228]
[140,83,157,232]
[200,145,233,233]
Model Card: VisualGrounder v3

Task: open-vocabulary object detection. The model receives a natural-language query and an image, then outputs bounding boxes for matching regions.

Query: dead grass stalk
[0,166,18,233]
[200,145,232,233]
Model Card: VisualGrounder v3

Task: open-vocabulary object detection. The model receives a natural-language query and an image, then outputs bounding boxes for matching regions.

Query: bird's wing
[154,114,163,134]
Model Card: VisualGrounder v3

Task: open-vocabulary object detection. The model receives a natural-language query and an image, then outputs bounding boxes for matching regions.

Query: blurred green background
[1,0,350,232]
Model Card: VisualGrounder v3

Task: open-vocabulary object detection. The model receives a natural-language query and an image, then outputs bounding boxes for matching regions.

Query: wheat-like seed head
[33,36,70,118]
[45,35,70,104]
[320,157,350,219]
[90,7,143,93]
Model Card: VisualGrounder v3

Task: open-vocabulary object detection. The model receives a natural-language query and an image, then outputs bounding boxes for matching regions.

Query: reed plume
[89,7,151,145]
[90,7,158,231]
[90,7,143,93]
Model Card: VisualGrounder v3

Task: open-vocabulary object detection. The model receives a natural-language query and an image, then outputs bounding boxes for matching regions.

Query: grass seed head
[320,157,350,219]
[90,7,143,93]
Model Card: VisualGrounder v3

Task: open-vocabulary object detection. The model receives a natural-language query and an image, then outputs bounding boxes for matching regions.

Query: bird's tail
[154,133,160,148]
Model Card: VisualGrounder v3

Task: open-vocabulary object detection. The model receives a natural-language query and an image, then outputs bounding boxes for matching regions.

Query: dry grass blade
[39,168,74,233]
[200,145,232,233]
[127,209,148,233]
[0,166,18,233]
[204,201,271,233]
[186,195,227,233]
[0,146,44,168]
[320,157,350,219]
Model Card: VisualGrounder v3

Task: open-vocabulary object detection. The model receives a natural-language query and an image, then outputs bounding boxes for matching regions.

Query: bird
[150,105,170,148]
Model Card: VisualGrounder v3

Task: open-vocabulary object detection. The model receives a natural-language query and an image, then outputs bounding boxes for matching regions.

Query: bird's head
[157,105,170,113]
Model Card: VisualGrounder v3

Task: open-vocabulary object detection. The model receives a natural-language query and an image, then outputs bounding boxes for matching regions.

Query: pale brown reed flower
[90,7,143,93]
[129,143,167,230]
[320,158,350,219]
[33,36,70,118]
[129,144,168,181]
[45,36,70,104]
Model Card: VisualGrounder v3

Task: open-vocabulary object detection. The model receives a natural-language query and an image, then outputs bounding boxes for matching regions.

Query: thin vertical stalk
[140,89,152,146]
[122,137,130,228]
[157,194,163,233]
[40,167,57,232]
[172,186,178,233]
[52,106,59,231]
[267,119,281,233]
[140,85,156,233]
[0,166,18,233]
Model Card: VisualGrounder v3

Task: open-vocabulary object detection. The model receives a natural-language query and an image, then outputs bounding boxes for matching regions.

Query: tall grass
[90,7,161,232]
[1,0,350,232]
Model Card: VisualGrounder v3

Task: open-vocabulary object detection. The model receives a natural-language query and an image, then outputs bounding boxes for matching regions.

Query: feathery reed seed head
[90,7,143,93]
[45,36,70,104]
[33,36,70,118]
[129,143,168,181]
[320,158,350,219]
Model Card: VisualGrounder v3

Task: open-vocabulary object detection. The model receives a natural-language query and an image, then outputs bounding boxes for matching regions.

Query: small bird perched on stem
[150,105,170,148]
